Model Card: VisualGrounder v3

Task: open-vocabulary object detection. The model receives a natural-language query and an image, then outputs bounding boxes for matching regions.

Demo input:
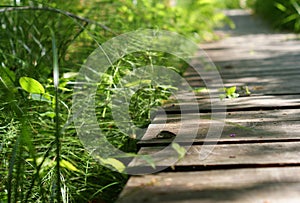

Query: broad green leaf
[172,142,186,160]
[19,77,45,94]
[60,159,80,172]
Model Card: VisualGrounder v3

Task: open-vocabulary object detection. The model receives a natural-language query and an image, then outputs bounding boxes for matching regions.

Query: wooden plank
[200,34,300,63]
[129,142,300,169]
[184,65,300,78]
[187,73,300,86]
[153,109,300,124]
[186,69,300,80]
[139,109,300,146]
[117,167,300,203]
[163,94,300,113]
[138,121,300,146]
[184,68,300,95]
[187,82,300,95]
[185,64,300,94]
[219,67,300,78]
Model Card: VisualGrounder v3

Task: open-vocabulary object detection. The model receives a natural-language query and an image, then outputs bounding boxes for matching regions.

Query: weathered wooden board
[117,167,300,203]
[184,64,300,78]
[153,109,300,124]
[129,142,300,169]
[199,33,300,63]
[187,82,300,95]
[184,68,300,95]
[163,94,300,113]
[138,109,300,146]
[186,71,300,84]
[186,72,300,90]
[139,127,300,146]
[117,9,300,203]
[185,68,300,80]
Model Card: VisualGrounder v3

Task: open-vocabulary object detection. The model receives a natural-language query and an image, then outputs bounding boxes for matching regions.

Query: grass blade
[50,27,61,203]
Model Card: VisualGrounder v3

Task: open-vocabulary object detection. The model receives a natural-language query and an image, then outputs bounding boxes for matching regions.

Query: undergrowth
[252,0,300,32]
[0,0,229,202]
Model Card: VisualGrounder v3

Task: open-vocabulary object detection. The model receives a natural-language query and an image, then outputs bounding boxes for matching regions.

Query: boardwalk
[117,10,300,202]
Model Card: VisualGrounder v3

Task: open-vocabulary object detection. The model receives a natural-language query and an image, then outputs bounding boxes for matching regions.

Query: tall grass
[0,0,229,202]
[252,0,300,32]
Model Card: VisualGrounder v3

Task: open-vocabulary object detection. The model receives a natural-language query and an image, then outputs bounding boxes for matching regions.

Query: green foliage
[0,0,229,202]
[252,0,300,32]
[19,77,45,94]
[172,142,187,160]
[219,86,239,100]
[216,0,242,9]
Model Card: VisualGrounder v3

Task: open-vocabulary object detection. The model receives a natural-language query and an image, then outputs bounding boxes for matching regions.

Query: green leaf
[219,94,226,100]
[193,87,208,93]
[221,86,239,99]
[225,86,236,95]
[19,77,45,94]
[291,0,300,15]
[0,67,16,88]
[59,159,80,172]
[40,111,56,119]
[140,155,156,169]
[63,72,78,79]
[98,157,125,173]
[275,3,287,12]
[124,79,152,87]
[231,93,239,98]
[30,93,51,102]
[172,142,186,160]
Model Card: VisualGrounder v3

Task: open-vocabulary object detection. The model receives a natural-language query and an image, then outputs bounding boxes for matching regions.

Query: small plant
[219,85,251,100]
[219,86,239,100]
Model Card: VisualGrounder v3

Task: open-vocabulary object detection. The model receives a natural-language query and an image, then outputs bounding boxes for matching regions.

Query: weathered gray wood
[129,142,300,168]
[184,65,300,79]
[200,33,300,63]
[153,109,300,124]
[163,94,300,113]
[139,121,300,145]
[117,167,300,203]
[139,109,300,146]
[184,65,300,95]
[185,73,300,95]
[117,9,300,203]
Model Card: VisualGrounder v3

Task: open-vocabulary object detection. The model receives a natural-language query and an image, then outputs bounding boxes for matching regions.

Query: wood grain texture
[162,94,300,113]
[117,167,300,203]
[129,142,300,168]
[117,9,300,203]
[139,109,300,146]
